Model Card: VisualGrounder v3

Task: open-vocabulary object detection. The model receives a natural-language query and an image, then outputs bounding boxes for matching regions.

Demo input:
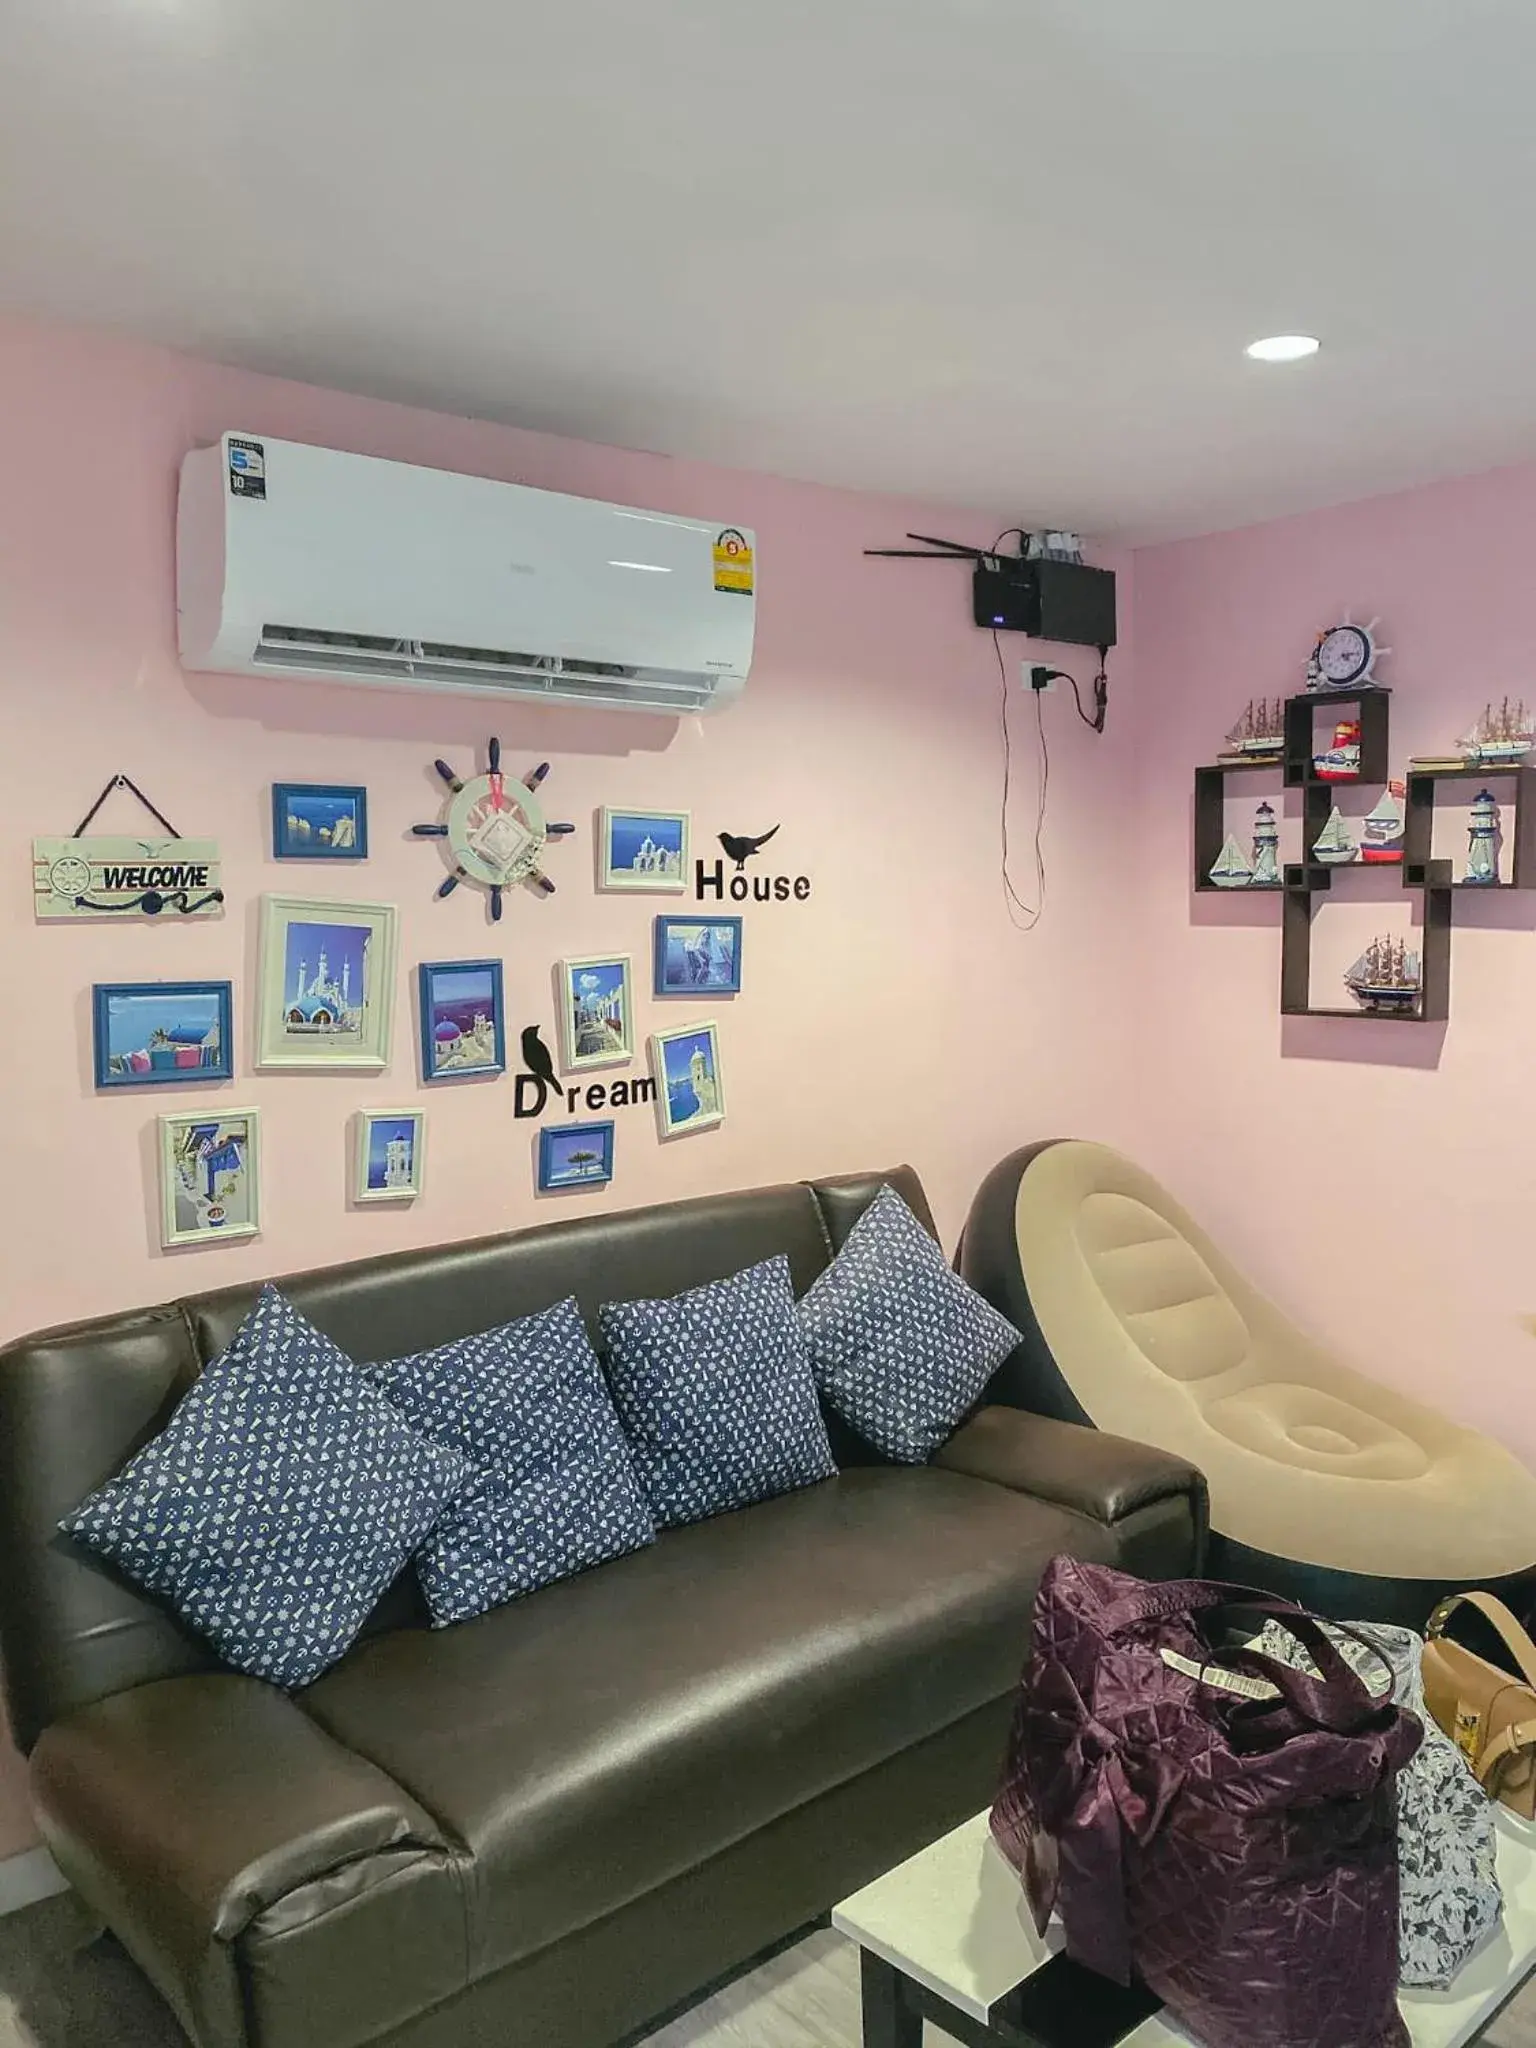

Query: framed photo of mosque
[556,955,634,1072]
[157,1107,261,1248]
[255,895,398,1071]
[649,1020,725,1139]
[598,808,690,893]
[353,1109,425,1203]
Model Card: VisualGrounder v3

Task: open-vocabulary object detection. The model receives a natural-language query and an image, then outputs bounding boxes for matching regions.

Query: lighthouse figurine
[1251,801,1281,885]
[1465,788,1502,885]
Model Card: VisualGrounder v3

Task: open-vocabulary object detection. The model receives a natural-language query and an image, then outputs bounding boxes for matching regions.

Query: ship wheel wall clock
[411,737,576,919]
[1306,613,1391,691]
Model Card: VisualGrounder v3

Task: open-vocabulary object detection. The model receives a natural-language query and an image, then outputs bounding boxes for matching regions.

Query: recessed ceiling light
[1246,335,1320,363]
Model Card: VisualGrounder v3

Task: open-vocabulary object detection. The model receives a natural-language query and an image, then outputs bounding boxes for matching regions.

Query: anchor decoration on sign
[411,737,575,919]
[33,774,224,921]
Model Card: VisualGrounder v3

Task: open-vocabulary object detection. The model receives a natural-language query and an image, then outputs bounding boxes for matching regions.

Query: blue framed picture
[272,783,369,860]
[418,958,506,1081]
[538,1120,615,1192]
[93,980,234,1089]
[652,915,743,996]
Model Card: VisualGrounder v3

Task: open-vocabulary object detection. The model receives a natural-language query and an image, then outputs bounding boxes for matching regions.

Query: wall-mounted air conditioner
[176,434,755,715]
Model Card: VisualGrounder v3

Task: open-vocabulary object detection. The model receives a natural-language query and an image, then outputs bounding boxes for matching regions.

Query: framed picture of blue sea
[354,1108,425,1203]
[652,915,742,996]
[93,981,235,1089]
[649,1020,725,1138]
[537,1120,615,1194]
[598,807,690,893]
[418,959,506,1081]
[272,784,368,860]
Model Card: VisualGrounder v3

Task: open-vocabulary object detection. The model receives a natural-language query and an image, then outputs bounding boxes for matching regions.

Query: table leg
[860,1950,923,2048]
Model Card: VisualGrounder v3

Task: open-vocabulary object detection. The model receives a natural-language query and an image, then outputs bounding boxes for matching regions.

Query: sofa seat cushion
[300,1466,1113,1980]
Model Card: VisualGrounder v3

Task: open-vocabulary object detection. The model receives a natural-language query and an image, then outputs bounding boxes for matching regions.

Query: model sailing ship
[1459,699,1534,767]
[1220,699,1285,763]
[1344,934,1421,1016]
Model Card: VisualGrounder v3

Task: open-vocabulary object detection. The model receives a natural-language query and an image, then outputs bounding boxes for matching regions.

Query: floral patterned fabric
[1254,1618,1502,1989]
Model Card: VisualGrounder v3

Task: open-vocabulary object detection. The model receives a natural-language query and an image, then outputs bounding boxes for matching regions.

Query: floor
[2,1898,1536,2047]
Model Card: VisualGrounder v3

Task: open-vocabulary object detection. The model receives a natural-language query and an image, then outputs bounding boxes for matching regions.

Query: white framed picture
[556,954,635,1072]
[256,894,398,1071]
[649,1020,725,1139]
[598,808,690,893]
[353,1108,425,1203]
[158,1107,261,1248]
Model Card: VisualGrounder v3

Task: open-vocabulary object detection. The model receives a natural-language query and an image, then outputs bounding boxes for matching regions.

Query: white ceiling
[3,0,1535,541]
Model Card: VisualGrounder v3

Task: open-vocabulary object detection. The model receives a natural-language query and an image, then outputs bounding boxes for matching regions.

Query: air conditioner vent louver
[254,625,716,712]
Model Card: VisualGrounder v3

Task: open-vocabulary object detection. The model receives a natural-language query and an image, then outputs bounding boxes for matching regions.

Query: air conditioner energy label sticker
[713,528,753,595]
[227,437,266,500]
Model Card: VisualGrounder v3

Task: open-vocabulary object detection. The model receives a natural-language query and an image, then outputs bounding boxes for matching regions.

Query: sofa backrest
[0,1165,931,1749]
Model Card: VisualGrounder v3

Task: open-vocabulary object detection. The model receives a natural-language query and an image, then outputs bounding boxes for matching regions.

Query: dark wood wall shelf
[1404,764,1536,891]
[1285,687,1390,788]
[1194,689,1527,1022]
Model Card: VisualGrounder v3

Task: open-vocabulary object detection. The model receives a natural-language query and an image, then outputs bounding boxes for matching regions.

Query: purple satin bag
[992,1557,1422,2048]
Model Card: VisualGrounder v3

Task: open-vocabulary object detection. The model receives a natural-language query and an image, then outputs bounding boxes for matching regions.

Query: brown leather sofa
[0,1166,1206,2048]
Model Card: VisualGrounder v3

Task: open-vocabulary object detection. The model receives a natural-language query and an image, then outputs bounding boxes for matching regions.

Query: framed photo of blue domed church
[418,958,506,1081]
[256,894,398,1071]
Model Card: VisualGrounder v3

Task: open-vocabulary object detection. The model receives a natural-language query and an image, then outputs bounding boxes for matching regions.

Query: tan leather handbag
[1423,1591,1536,1817]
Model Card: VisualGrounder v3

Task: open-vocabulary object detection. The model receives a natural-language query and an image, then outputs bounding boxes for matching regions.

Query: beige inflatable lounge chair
[960,1140,1536,1627]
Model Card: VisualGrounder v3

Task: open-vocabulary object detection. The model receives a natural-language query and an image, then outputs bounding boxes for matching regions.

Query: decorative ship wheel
[410,737,575,919]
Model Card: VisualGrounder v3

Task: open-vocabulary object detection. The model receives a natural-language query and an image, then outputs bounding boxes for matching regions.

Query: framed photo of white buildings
[353,1109,425,1203]
[556,955,634,1072]
[256,895,397,1071]
[597,809,689,893]
[158,1108,261,1248]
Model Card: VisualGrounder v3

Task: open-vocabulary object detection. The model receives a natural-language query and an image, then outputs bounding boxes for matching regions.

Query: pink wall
[1129,463,1536,1467]
[0,314,1137,1857]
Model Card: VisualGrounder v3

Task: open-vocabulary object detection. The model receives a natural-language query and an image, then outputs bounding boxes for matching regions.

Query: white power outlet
[1026,664,1059,693]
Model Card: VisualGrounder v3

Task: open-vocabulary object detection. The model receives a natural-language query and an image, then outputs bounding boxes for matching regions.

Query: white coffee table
[833,1808,1536,2048]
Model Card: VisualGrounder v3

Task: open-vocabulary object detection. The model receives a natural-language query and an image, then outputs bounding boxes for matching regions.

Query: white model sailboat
[1311,807,1358,866]
[1209,834,1254,888]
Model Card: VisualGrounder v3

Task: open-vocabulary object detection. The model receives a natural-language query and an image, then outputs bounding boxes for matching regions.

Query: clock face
[1317,624,1371,684]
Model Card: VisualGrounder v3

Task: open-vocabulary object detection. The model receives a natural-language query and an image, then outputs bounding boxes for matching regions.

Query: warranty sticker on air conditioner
[713,528,753,595]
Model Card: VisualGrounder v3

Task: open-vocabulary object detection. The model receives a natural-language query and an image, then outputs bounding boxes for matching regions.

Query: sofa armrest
[934,1405,1208,1576]
[30,1672,452,2048]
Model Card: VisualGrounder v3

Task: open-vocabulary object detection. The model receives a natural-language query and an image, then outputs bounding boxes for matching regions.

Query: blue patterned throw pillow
[798,1185,1022,1463]
[60,1286,471,1689]
[599,1256,836,1528]
[369,1296,655,1626]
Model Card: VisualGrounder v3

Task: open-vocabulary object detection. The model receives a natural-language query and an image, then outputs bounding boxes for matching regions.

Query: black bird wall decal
[520,1025,560,1094]
[719,825,780,869]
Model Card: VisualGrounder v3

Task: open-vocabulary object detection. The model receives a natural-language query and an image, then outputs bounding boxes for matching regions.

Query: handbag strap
[1428,1591,1536,1692]
[1474,1716,1536,1792]
[1094,1575,1308,1632]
